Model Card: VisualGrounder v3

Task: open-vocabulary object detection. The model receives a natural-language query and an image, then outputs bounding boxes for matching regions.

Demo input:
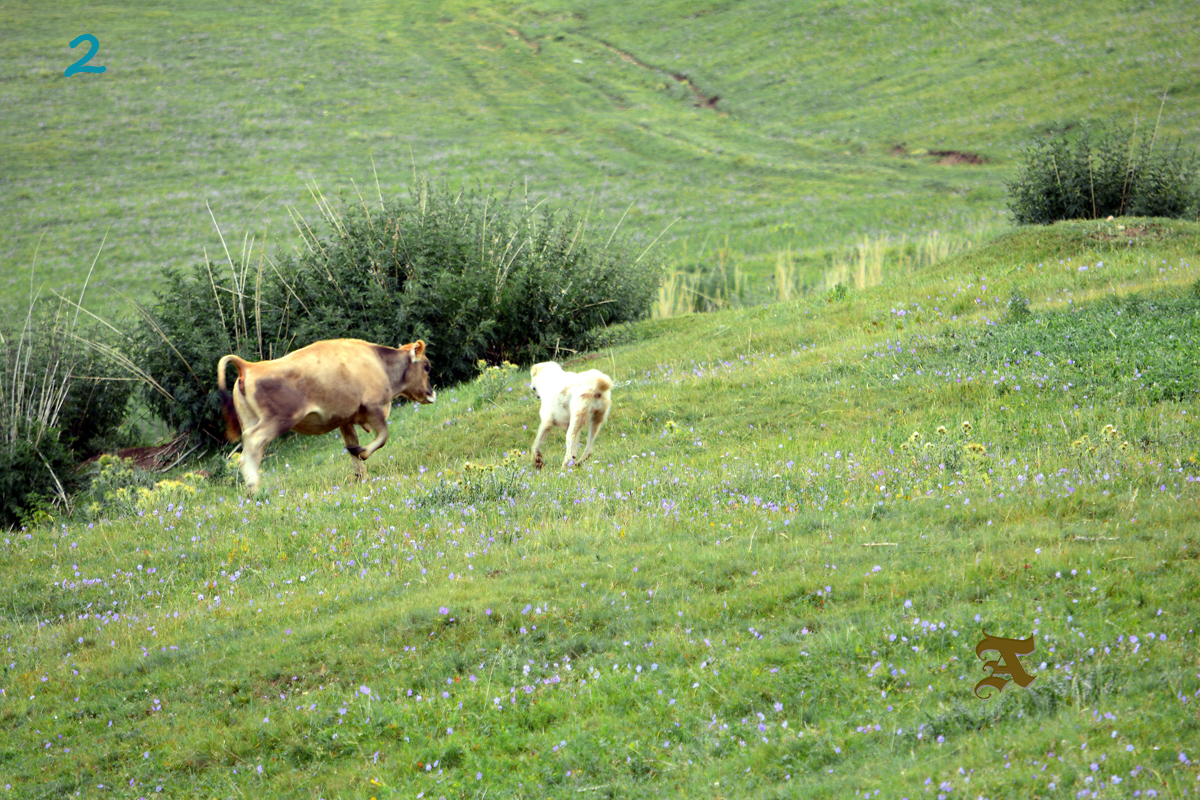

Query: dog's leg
[578,407,606,466]
[531,418,553,470]
[563,405,587,469]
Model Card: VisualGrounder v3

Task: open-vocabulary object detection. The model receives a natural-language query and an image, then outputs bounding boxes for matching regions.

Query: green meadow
[3,1,1200,799]
[4,221,1200,798]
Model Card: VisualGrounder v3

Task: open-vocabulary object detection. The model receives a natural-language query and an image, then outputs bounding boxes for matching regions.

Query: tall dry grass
[659,228,988,317]
[819,230,981,292]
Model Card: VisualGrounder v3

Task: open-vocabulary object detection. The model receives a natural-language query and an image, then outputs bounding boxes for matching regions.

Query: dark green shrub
[0,422,78,529]
[137,179,663,444]
[0,302,133,528]
[1007,123,1200,224]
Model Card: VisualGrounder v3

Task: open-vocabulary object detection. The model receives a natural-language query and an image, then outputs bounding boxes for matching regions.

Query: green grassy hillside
[3,0,1198,311]
[3,219,1198,797]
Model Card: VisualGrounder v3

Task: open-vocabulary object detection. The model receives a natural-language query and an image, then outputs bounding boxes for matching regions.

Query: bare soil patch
[890,145,986,165]
[81,434,191,473]
[1088,223,1165,242]
[929,150,986,165]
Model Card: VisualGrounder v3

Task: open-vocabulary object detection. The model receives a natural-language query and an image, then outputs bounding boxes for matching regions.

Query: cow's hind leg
[240,417,299,495]
[339,424,368,482]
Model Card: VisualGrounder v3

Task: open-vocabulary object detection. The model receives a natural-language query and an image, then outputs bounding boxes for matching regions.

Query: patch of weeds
[76,455,157,520]
[418,452,528,510]
[1068,423,1133,473]
[1003,288,1032,323]
[472,358,520,406]
[909,285,1200,404]
[1026,661,1122,711]
[826,282,849,303]
[201,451,239,486]
[899,421,986,474]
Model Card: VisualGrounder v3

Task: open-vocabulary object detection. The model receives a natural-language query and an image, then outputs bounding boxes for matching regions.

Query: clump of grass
[1,252,134,526]
[1003,288,1033,323]
[0,303,77,523]
[811,230,985,295]
[655,240,748,317]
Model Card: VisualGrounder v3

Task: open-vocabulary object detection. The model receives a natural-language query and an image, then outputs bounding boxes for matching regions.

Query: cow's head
[396,340,437,404]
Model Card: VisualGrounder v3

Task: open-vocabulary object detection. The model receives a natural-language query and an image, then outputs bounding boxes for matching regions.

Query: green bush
[136,179,663,444]
[0,302,133,528]
[1007,123,1200,224]
[264,181,662,384]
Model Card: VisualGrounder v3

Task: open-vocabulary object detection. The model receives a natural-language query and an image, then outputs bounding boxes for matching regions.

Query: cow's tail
[217,354,247,442]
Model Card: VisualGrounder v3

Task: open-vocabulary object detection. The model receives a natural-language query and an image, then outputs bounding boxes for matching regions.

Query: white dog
[529,361,612,470]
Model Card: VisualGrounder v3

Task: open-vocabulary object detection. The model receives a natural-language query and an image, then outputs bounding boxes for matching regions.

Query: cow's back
[248,339,390,430]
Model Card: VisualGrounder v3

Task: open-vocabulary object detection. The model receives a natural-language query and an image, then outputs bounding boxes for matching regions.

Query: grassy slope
[2,0,1199,311]
[2,219,1198,797]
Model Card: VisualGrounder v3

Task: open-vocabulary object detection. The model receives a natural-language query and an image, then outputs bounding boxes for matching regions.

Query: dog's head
[529,361,562,399]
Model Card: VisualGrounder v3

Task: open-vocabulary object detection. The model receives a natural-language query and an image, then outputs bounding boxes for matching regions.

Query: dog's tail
[216,354,248,442]
[580,374,613,401]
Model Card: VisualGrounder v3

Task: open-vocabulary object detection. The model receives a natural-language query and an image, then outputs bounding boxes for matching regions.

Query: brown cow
[217,339,436,494]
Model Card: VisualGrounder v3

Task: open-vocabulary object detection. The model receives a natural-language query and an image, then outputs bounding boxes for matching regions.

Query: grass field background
[3,1,1200,798]
[3,220,1199,797]
[3,0,1199,311]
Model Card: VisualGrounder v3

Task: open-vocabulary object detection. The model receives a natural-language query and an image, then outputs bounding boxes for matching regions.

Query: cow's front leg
[340,423,367,481]
[355,407,391,462]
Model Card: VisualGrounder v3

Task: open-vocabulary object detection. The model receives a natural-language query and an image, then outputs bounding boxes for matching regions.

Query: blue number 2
[65,34,106,77]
